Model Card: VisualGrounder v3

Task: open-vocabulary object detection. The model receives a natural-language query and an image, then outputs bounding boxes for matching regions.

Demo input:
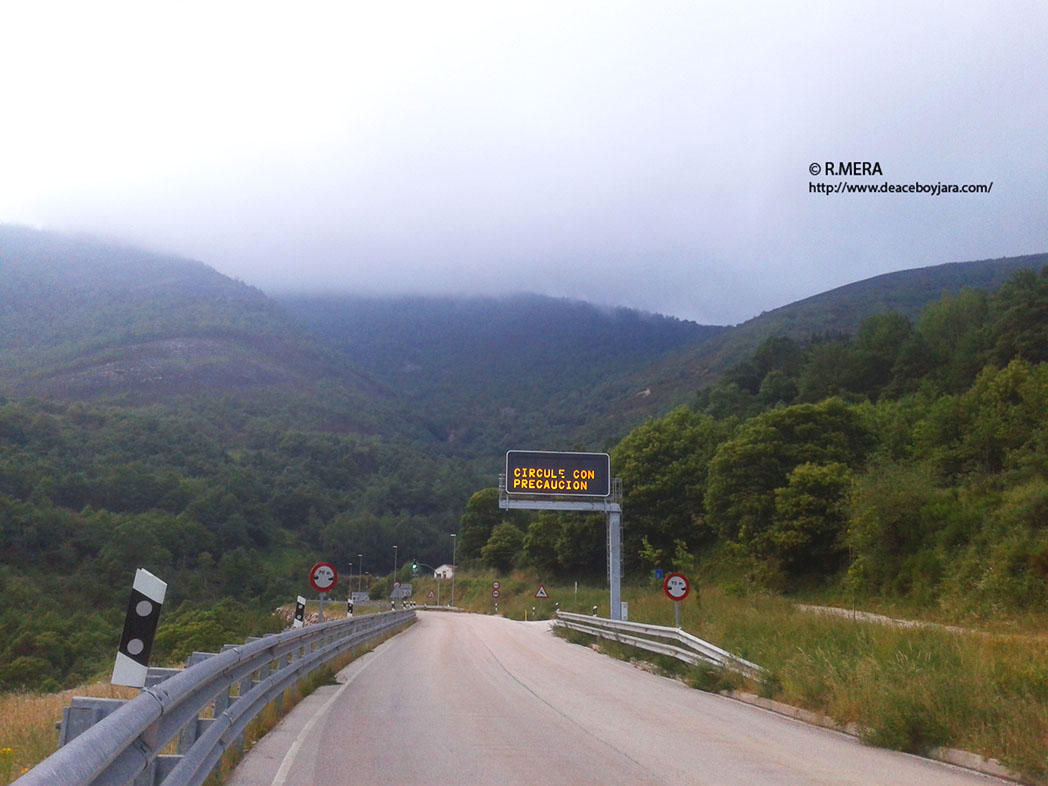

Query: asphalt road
[229,612,1010,786]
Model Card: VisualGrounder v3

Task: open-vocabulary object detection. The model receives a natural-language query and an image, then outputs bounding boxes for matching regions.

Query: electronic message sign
[505,450,610,497]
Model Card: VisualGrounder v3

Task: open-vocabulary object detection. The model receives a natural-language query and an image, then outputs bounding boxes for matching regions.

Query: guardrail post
[273,652,292,715]
[57,697,127,746]
[176,652,216,754]
[233,669,254,755]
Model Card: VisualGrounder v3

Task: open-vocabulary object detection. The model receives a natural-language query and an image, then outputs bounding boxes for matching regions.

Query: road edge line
[269,637,398,786]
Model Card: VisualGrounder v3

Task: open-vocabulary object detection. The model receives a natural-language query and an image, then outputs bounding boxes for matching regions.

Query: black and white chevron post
[112,568,167,688]
[294,595,306,628]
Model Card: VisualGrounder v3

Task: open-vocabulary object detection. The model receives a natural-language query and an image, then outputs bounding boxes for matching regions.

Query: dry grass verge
[0,682,137,785]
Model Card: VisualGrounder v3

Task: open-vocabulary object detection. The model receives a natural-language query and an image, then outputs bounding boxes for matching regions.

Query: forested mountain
[2,224,1046,692]
[4,225,1040,448]
[278,293,722,454]
[278,252,1045,451]
[622,253,1048,414]
[0,225,382,406]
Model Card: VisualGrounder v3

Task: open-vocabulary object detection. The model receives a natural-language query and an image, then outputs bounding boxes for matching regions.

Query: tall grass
[571,582,1048,783]
[0,682,136,785]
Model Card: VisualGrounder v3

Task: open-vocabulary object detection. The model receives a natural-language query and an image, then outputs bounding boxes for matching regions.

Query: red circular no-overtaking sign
[664,572,690,601]
[310,562,338,593]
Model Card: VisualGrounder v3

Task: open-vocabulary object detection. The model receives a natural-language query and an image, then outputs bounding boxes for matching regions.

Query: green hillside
[0,225,381,406]
[278,293,724,455]
[623,253,1048,414]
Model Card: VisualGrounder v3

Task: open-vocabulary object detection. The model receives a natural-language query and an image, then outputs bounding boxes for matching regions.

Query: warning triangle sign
[535,585,549,599]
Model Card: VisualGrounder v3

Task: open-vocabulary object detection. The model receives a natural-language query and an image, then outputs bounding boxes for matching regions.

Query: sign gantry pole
[608,507,622,622]
[499,451,623,620]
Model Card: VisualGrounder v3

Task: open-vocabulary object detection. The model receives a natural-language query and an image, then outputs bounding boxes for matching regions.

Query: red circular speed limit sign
[664,572,690,601]
[310,562,338,593]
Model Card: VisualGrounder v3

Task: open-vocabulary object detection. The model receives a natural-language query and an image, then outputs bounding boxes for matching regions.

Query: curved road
[230,612,1009,786]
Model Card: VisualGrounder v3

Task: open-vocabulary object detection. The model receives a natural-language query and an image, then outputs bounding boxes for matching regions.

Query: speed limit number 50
[664,572,690,601]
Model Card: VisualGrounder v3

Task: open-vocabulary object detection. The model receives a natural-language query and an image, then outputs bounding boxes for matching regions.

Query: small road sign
[492,589,501,599]
[535,585,549,599]
[310,562,338,593]
[492,580,501,590]
[664,572,690,601]
[427,591,435,599]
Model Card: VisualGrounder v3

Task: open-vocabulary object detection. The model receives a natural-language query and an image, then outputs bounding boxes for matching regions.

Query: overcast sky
[1,1,1045,324]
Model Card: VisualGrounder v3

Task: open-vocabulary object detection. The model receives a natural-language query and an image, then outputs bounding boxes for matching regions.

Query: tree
[706,398,872,556]
[796,338,850,403]
[884,333,936,398]
[752,335,804,378]
[637,536,664,576]
[948,478,1048,610]
[845,460,946,595]
[695,383,759,419]
[522,513,562,575]
[842,312,915,399]
[915,359,1048,478]
[723,359,762,394]
[917,287,990,393]
[612,408,734,570]
[758,370,798,407]
[671,539,697,575]
[481,523,524,572]
[988,267,1048,365]
[768,462,852,578]
[458,488,503,561]
[554,513,605,577]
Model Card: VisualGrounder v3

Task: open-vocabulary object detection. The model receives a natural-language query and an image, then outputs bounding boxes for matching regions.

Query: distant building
[434,564,456,579]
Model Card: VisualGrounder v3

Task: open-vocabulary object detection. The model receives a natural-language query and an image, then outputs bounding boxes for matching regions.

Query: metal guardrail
[554,611,765,680]
[15,610,414,786]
